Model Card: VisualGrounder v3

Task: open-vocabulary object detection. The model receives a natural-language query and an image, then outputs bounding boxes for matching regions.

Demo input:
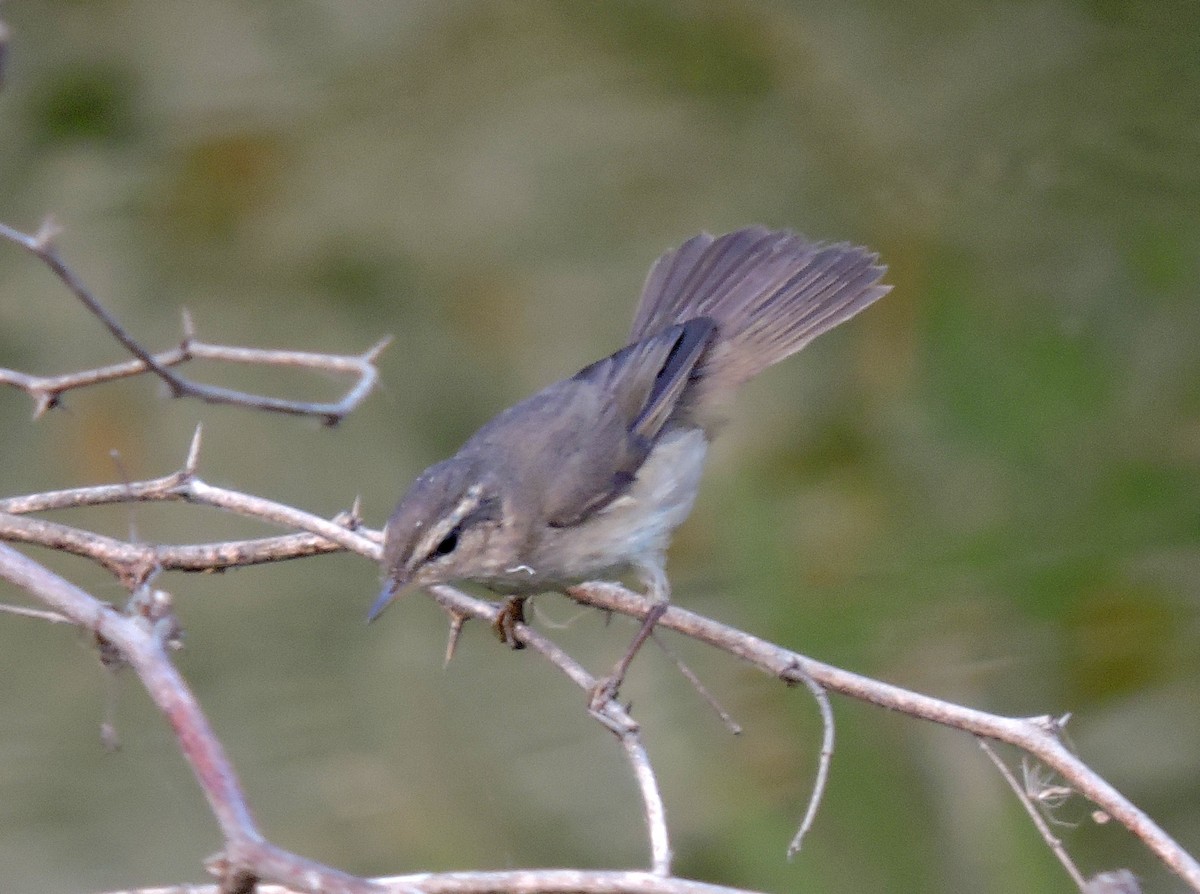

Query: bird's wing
[537,319,713,528]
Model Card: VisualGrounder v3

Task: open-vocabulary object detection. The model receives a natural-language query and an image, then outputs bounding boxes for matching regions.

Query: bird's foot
[588,600,668,709]
[492,595,527,650]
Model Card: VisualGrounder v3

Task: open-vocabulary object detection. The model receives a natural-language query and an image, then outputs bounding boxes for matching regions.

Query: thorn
[365,335,394,362]
[185,425,202,474]
[1030,712,1072,738]
[180,307,196,342]
[32,391,54,419]
[100,720,120,752]
[0,603,71,623]
[444,612,466,667]
[349,495,363,526]
[33,215,61,252]
[109,448,130,484]
[332,505,362,531]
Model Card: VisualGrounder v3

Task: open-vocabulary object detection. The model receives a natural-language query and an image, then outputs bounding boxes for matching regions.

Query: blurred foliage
[0,1,1198,893]
[25,61,140,146]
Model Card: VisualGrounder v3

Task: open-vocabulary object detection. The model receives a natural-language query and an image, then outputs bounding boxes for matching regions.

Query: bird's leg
[589,563,669,708]
[492,595,527,650]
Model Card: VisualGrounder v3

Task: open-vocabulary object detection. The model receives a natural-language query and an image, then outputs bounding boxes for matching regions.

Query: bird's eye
[433,529,459,557]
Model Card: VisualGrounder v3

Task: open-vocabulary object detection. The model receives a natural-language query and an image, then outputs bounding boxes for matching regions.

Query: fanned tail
[630,227,889,425]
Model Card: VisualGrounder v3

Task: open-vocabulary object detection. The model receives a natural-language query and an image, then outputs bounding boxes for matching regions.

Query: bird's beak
[367,576,405,623]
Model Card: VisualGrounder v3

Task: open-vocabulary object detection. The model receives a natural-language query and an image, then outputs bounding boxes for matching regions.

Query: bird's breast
[531,426,709,579]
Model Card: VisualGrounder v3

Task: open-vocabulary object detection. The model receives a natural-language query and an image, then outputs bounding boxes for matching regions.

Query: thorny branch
[562,584,1200,891]
[0,543,393,894]
[0,431,677,890]
[96,871,762,894]
[425,584,674,877]
[0,219,389,423]
[1,432,1197,889]
[0,428,370,586]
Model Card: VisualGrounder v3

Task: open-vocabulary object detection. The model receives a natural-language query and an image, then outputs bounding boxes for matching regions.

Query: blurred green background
[1,2,1197,892]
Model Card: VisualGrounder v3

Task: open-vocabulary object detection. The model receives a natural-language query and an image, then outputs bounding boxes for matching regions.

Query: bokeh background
[1,2,1197,892]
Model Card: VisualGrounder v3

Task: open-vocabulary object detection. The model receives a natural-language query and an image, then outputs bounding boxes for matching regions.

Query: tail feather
[630,228,889,423]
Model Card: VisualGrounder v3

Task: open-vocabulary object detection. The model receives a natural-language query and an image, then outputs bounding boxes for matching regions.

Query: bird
[370,226,889,695]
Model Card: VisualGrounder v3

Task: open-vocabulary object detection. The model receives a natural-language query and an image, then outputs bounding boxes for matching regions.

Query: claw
[492,595,527,649]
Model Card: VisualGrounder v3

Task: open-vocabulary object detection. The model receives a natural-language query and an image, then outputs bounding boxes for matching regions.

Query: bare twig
[786,669,834,859]
[1,437,1196,888]
[385,873,753,894]
[0,543,394,894]
[1084,869,1142,893]
[98,869,763,894]
[649,629,742,735]
[426,585,674,877]
[0,427,376,583]
[559,583,1200,891]
[0,511,354,583]
[0,220,389,423]
[1,432,678,876]
[979,738,1088,890]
